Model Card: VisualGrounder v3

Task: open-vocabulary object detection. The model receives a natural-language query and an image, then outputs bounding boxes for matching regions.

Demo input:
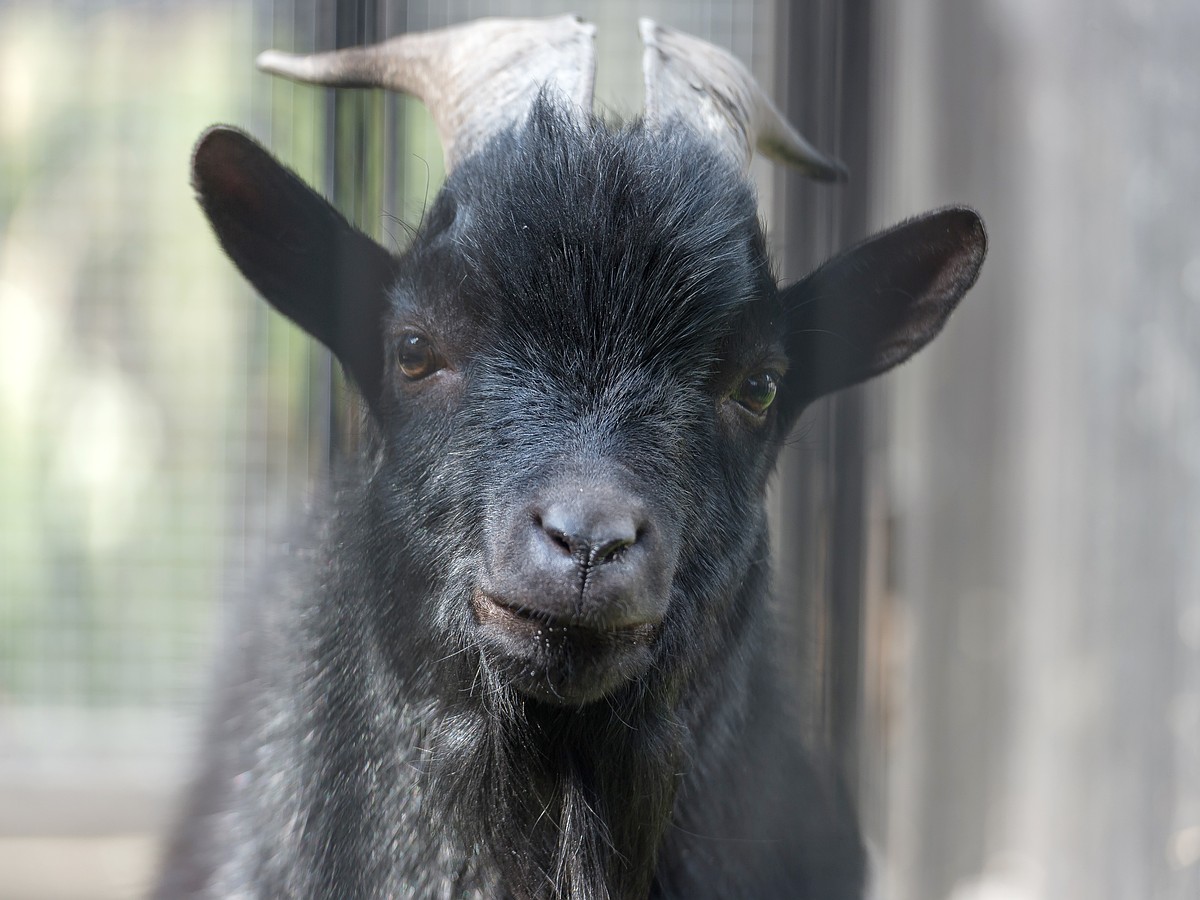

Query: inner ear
[779,206,986,417]
[192,126,397,405]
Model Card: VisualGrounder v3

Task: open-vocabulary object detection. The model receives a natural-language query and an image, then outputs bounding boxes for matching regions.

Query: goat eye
[397,333,442,380]
[733,371,779,415]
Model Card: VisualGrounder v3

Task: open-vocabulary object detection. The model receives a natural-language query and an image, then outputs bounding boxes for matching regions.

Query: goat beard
[424,658,686,900]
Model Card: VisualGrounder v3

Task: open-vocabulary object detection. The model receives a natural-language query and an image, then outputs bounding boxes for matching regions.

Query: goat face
[193,103,984,713]
[380,107,791,705]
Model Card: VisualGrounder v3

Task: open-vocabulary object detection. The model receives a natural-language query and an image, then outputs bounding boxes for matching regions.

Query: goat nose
[536,501,641,566]
[480,482,670,630]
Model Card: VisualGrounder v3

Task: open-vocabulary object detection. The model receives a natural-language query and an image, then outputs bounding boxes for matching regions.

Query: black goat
[159,16,985,900]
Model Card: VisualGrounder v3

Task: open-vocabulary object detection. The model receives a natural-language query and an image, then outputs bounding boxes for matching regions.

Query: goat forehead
[425,101,773,361]
[460,363,712,496]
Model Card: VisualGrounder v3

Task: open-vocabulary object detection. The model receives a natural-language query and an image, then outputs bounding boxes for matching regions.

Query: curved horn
[257,15,596,173]
[639,19,847,182]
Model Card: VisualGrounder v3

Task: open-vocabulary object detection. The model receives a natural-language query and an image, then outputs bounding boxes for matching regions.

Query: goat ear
[779,206,986,413]
[191,126,396,403]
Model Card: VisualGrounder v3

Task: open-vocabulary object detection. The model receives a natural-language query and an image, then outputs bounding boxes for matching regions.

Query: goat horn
[639,19,848,181]
[256,15,596,173]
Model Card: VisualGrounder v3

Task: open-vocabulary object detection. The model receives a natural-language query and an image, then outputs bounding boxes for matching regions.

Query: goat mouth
[470,592,660,705]
[471,592,660,639]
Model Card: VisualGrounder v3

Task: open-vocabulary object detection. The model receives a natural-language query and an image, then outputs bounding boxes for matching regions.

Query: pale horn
[639,19,848,181]
[256,15,596,173]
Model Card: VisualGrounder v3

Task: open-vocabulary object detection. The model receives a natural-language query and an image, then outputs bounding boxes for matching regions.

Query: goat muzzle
[471,473,675,704]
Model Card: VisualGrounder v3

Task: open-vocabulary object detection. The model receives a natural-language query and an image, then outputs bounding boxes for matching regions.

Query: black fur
[163,99,985,899]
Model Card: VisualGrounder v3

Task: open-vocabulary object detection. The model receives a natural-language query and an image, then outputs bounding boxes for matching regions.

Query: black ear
[191,126,396,404]
[780,206,986,414]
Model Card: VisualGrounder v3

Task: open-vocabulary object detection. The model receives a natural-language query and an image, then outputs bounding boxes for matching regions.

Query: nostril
[591,535,636,566]
[544,524,576,556]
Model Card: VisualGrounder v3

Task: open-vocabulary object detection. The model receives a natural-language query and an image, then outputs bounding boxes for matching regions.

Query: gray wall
[871,1,1200,897]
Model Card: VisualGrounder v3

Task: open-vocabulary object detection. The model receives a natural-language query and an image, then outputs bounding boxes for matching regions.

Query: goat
[159,16,986,900]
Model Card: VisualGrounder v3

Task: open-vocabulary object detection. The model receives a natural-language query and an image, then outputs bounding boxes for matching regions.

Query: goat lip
[470,591,660,640]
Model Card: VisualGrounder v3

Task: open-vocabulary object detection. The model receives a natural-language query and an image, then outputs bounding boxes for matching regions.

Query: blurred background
[0,0,1196,898]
